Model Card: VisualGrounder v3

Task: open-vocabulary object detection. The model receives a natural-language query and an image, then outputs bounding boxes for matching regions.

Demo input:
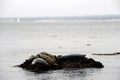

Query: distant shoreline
[0,19,120,22]
[1,15,120,22]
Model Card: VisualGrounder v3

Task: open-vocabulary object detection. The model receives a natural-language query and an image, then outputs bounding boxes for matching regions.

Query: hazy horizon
[1,15,120,18]
[0,0,120,17]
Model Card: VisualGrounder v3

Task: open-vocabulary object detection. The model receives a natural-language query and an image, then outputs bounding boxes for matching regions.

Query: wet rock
[92,52,120,56]
[17,52,104,72]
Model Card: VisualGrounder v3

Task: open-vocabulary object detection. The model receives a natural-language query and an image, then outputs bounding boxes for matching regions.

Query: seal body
[38,52,58,66]
[57,54,86,62]
[32,58,49,65]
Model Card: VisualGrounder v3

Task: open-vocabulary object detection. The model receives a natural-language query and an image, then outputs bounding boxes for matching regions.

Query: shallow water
[0,21,120,80]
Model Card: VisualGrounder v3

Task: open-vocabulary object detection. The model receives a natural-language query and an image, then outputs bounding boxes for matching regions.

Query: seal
[32,58,49,65]
[38,52,58,66]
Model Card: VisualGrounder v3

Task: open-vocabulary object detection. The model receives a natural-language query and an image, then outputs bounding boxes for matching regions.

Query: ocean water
[0,21,120,80]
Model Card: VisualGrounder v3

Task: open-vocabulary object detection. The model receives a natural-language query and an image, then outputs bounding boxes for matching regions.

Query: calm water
[0,21,120,80]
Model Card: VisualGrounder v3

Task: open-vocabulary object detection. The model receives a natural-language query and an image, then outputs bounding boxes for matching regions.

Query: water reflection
[22,68,102,80]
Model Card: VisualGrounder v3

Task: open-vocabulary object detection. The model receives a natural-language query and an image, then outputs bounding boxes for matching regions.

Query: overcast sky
[0,0,120,17]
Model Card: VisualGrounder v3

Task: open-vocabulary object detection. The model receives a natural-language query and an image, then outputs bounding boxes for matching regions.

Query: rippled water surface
[0,21,120,80]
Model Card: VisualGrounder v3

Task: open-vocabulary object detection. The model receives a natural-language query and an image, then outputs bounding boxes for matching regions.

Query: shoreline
[23,19,120,22]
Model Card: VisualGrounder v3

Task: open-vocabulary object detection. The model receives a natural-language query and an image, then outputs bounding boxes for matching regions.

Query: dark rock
[17,52,104,72]
[92,52,120,56]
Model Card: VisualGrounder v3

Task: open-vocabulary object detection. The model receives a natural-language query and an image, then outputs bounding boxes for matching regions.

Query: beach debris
[16,52,104,72]
[92,52,120,56]
[86,43,92,46]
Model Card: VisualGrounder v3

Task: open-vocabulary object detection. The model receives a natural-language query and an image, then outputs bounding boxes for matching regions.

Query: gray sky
[0,0,120,17]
